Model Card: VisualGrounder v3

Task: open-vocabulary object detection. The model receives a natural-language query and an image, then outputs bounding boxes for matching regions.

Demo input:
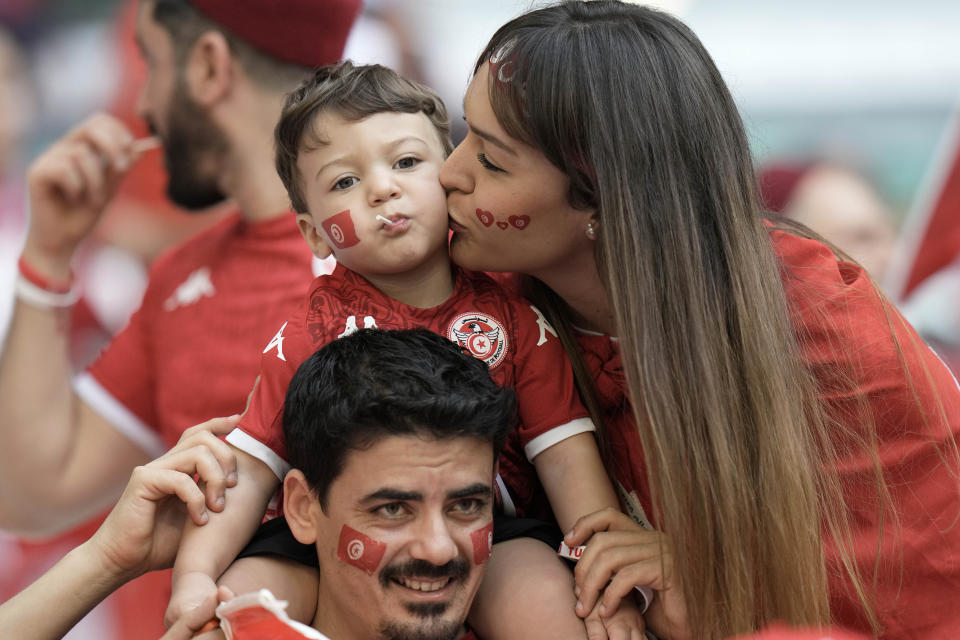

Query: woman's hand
[87,415,240,582]
[566,507,691,639]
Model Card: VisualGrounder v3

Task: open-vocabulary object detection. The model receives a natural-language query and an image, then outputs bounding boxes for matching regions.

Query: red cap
[189,0,362,68]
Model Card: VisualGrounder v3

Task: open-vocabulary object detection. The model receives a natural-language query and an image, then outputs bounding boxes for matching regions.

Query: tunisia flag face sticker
[470,521,494,565]
[321,209,360,249]
[337,525,387,575]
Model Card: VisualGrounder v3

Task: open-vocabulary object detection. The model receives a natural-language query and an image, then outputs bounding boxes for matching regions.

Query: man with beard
[0,0,359,530]
[275,328,513,640]
[0,0,359,635]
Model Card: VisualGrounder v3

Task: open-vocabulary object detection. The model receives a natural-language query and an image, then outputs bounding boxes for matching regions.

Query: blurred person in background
[0,1,360,637]
[759,160,898,282]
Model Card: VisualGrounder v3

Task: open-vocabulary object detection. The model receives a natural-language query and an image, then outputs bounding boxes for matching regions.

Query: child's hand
[584,594,646,640]
[166,571,220,631]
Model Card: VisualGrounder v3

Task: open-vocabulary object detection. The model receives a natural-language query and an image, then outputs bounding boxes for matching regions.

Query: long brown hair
[477,2,870,635]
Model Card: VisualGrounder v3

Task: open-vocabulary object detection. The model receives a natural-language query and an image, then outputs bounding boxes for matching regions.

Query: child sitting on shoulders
[167,61,644,639]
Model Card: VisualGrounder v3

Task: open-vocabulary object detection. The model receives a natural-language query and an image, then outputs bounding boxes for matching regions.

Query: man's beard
[377,558,470,640]
[154,79,228,210]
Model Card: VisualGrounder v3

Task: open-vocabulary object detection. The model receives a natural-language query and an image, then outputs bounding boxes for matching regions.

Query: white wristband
[15,273,81,309]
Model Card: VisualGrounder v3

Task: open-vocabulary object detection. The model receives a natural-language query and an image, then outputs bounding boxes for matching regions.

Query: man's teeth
[398,577,450,592]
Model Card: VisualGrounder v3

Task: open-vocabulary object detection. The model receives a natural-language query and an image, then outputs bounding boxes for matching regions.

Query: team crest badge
[448,312,508,369]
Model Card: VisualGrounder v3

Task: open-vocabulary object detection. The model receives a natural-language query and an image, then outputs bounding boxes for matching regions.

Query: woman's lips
[448,215,468,233]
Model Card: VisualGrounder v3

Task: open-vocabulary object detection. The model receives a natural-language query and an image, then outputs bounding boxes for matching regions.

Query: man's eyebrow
[447,484,493,501]
[362,488,423,503]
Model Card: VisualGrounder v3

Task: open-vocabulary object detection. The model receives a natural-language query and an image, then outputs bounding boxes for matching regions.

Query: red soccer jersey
[229,263,594,519]
[77,211,327,455]
[579,228,960,638]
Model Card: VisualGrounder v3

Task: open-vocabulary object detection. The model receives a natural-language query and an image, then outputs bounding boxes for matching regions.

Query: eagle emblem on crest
[448,312,508,368]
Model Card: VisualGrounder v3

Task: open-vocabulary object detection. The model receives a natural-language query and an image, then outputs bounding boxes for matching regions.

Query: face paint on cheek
[337,524,387,575]
[475,208,494,227]
[321,209,361,249]
[508,215,531,230]
[470,521,494,565]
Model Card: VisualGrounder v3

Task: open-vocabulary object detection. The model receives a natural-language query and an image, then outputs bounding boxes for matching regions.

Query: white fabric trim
[311,254,337,277]
[225,428,291,481]
[495,473,517,517]
[73,372,167,458]
[524,417,596,461]
[572,325,619,342]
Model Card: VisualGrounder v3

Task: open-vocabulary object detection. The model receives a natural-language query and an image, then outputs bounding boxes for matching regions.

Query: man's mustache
[380,558,470,587]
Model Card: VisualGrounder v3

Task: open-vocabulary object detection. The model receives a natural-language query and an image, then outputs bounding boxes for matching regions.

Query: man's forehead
[333,434,494,500]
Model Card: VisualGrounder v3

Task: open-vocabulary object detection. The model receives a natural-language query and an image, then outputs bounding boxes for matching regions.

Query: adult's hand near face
[23,113,143,276]
[566,507,691,640]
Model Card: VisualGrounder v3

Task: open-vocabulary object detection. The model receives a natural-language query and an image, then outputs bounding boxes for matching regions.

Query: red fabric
[236,263,591,521]
[190,0,361,68]
[901,130,960,295]
[85,211,314,446]
[730,623,867,640]
[581,228,960,638]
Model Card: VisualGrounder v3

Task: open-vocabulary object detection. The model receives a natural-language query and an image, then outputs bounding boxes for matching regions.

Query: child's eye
[333,176,358,190]
[476,153,504,173]
[394,156,419,170]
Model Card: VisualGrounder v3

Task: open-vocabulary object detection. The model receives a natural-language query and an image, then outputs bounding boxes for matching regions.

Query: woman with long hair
[440,1,960,637]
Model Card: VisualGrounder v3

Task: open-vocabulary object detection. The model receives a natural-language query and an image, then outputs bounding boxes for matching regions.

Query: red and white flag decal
[321,209,361,249]
[337,525,387,575]
[470,522,494,565]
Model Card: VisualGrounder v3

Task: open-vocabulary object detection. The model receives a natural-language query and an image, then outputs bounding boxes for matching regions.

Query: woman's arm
[0,416,240,640]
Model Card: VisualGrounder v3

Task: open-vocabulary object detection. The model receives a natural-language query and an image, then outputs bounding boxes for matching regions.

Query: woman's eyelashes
[476,152,504,173]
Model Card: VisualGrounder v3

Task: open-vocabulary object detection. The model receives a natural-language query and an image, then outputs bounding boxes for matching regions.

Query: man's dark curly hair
[283,328,516,507]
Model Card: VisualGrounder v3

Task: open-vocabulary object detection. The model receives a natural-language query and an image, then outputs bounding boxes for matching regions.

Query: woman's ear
[284,469,320,545]
[296,213,333,259]
[183,30,233,106]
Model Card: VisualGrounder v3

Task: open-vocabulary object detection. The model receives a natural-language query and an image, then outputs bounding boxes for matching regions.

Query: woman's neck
[534,254,616,336]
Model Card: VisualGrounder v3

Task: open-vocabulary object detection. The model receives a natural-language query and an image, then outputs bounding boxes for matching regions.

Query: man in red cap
[0,0,359,635]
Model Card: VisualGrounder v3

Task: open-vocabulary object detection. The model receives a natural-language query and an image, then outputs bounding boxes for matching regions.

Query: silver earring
[585,221,597,240]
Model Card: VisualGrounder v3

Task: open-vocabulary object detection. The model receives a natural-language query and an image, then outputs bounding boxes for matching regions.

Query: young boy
[168,62,642,638]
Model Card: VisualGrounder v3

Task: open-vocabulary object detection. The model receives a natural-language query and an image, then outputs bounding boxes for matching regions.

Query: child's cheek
[322,209,361,248]
[470,521,494,565]
[337,524,387,575]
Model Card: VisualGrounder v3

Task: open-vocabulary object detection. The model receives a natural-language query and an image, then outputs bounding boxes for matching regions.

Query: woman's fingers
[134,465,209,526]
[156,443,229,514]
[574,532,668,614]
[175,416,241,485]
[565,507,632,546]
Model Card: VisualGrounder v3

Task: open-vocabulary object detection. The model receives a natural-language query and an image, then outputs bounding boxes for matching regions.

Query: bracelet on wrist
[17,256,74,292]
[15,257,80,309]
